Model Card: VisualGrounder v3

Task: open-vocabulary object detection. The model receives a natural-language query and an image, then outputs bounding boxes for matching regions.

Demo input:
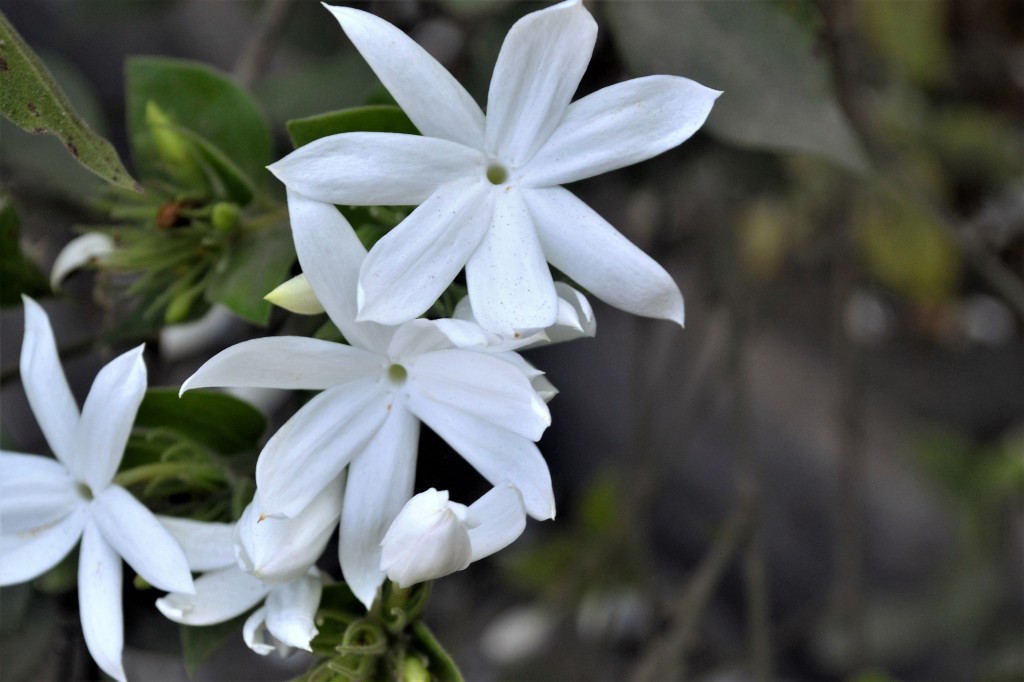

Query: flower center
[486,163,508,185]
[77,482,94,501]
[387,363,408,386]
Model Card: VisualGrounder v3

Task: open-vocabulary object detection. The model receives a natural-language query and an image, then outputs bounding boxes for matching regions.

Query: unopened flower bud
[380,489,472,588]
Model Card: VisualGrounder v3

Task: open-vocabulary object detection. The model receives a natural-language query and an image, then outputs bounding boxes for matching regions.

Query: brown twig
[233,0,295,90]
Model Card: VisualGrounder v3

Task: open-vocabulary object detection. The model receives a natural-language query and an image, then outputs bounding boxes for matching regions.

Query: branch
[233,0,295,90]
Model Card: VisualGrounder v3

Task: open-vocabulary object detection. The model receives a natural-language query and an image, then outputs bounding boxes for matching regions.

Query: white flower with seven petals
[269,0,720,336]
[0,297,194,682]
[181,190,555,608]
[381,482,528,588]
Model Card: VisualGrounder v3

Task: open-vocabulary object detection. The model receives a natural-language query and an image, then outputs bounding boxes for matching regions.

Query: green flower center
[486,163,508,185]
[388,363,408,385]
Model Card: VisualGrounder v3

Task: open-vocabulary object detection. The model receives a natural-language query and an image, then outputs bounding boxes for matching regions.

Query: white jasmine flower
[180,191,555,608]
[380,482,527,588]
[156,516,328,657]
[269,0,719,335]
[0,297,193,682]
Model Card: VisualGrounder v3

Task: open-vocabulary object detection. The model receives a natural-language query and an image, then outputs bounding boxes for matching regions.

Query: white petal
[0,452,80,534]
[527,186,684,325]
[467,482,527,562]
[269,132,482,206]
[92,486,193,594]
[544,282,597,345]
[411,403,554,521]
[264,569,325,651]
[339,407,419,609]
[386,319,458,360]
[287,190,395,352]
[181,336,383,394]
[465,188,558,335]
[158,516,236,572]
[50,233,114,291]
[521,75,721,186]
[19,296,79,469]
[76,345,146,491]
[265,273,325,315]
[484,352,559,403]
[447,301,550,350]
[380,489,472,588]
[243,606,282,656]
[357,177,495,326]
[156,566,270,626]
[236,475,343,584]
[485,0,596,166]
[323,4,486,148]
[0,505,86,586]
[409,349,550,441]
[256,380,391,519]
[78,520,126,682]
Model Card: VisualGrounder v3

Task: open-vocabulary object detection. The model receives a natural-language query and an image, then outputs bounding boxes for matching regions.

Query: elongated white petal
[485,0,596,165]
[76,345,146,491]
[0,452,81,534]
[287,190,394,352]
[270,132,482,206]
[19,297,79,469]
[465,188,558,335]
[380,489,471,588]
[156,566,270,626]
[340,407,419,609]
[544,282,596,345]
[0,505,86,585]
[486,352,559,403]
[158,516,235,572]
[412,403,554,521]
[50,232,114,291]
[181,336,383,394]
[324,5,486,148]
[357,177,495,325]
[528,186,684,325]
[521,75,721,186]
[467,482,527,562]
[236,475,344,584]
[409,349,550,441]
[265,274,325,315]
[263,569,324,651]
[92,486,193,594]
[79,520,126,682]
[256,380,391,519]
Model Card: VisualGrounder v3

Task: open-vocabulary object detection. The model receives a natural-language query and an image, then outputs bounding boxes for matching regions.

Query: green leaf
[0,12,139,191]
[287,105,418,149]
[207,221,296,325]
[180,612,252,677]
[134,388,266,454]
[173,125,257,205]
[126,57,271,187]
[0,197,48,305]
[606,1,869,172]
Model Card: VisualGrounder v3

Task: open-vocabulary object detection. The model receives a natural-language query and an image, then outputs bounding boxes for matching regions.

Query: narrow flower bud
[265,273,326,315]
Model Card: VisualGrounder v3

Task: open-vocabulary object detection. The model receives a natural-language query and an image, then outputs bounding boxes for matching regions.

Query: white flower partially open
[380,483,527,588]
[270,0,719,335]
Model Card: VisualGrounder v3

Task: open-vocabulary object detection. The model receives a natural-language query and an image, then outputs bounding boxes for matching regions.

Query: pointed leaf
[0,13,139,190]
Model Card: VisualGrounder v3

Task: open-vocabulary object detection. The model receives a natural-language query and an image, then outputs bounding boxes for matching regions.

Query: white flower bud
[380,488,473,588]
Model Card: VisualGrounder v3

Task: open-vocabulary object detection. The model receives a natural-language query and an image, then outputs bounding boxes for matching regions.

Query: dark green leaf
[0,197,49,305]
[172,125,257,205]
[287,105,418,149]
[606,1,869,172]
[126,57,271,186]
[0,12,139,190]
[180,612,252,677]
[207,221,296,326]
[134,388,266,454]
